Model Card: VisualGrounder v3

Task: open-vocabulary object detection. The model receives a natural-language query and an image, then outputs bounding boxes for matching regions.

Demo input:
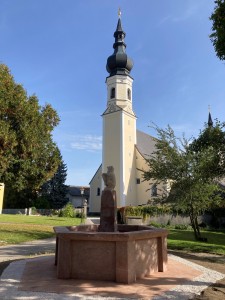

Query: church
[89,14,166,213]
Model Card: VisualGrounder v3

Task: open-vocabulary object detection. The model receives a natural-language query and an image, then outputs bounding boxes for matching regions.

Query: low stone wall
[2,208,28,215]
[143,214,217,227]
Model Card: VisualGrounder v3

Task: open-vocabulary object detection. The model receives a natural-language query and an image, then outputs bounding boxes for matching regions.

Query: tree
[0,64,61,208]
[190,120,225,178]
[143,124,223,240]
[210,0,225,61]
[190,120,225,226]
[39,156,68,209]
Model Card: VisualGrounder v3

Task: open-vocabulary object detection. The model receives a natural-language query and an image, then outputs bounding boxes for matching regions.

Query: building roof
[136,130,156,159]
[67,186,90,197]
[89,164,102,185]
[208,112,213,127]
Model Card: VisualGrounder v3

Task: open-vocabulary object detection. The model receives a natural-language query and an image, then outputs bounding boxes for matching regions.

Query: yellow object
[0,183,4,213]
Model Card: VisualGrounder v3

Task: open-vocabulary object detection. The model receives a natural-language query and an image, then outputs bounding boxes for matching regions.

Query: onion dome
[106,15,133,76]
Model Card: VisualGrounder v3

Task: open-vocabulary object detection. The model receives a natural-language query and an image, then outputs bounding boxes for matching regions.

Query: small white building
[66,186,89,208]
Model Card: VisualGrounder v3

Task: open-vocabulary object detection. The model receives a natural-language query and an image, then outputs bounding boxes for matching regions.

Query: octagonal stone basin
[54,224,168,284]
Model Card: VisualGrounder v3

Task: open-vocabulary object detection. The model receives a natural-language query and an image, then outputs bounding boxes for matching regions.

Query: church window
[97,187,100,196]
[151,184,157,197]
[127,88,131,100]
[111,88,115,99]
[136,178,140,184]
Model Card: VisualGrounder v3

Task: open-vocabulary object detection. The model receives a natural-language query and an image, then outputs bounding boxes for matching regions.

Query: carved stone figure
[102,166,116,190]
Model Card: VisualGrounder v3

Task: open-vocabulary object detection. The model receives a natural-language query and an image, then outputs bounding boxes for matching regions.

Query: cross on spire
[118,7,121,18]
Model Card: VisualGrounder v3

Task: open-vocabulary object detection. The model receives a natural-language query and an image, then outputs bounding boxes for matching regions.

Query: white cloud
[172,5,198,22]
[158,15,172,26]
[157,3,201,25]
[71,135,102,152]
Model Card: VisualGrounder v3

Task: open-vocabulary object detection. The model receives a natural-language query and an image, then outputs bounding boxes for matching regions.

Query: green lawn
[168,229,225,255]
[0,214,81,226]
[0,214,81,246]
[0,215,225,256]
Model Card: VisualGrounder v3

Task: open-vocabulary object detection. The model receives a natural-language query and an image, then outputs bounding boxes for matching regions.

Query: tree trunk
[189,213,200,240]
[189,204,202,240]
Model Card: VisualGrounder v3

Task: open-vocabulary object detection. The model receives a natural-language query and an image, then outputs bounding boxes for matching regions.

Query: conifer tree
[40,156,68,209]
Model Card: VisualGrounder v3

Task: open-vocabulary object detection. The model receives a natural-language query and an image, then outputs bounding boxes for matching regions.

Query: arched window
[151,184,157,197]
[127,88,131,100]
[111,88,115,99]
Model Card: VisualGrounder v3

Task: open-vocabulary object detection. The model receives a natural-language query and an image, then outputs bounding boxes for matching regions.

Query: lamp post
[80,187,85,223]
[80,187,84,205]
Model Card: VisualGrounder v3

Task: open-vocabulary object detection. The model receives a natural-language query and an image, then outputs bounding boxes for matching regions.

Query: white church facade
[89,15,166,213]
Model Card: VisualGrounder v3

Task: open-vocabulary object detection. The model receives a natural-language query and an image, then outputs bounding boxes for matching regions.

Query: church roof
[136,130,156,159]
[208,112,213,127]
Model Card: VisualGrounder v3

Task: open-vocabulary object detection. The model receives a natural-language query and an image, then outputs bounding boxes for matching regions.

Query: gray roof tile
[136,130,156,159]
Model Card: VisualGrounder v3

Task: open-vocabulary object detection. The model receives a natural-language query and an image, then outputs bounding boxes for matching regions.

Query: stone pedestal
[54,224,168,283]
[98,189,117,232]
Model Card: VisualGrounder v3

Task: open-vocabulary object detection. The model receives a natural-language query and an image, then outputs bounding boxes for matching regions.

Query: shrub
[31,207,38,215]
[149,221,165,228]
[59,203,75,218]
[174,224,189,230]
[125,206,143,217]
[117,204,172,224]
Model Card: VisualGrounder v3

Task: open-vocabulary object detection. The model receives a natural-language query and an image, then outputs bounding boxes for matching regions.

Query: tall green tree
[210,0,225,61]
[0,64,61,208]
[143,124,223,240]
[190,120,225,178]
[39,156,68,209]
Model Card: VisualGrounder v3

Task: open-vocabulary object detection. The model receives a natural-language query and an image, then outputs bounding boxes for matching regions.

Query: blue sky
[1,0,224,186]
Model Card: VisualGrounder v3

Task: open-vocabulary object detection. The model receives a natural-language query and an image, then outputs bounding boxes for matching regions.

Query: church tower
[102,12,137,206]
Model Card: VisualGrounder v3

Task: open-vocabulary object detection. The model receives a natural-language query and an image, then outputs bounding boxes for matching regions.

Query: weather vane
[118,7,121,18]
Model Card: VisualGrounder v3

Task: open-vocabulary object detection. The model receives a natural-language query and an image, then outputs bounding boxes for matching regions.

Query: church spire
[106,11,133,76]
[208,106,213,127]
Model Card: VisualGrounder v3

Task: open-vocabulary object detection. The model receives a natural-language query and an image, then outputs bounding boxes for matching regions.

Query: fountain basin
[54,224,168,284]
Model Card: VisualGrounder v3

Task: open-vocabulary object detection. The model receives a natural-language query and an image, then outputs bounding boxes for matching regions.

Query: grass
[0,214,81,226]
[168,229,225,255]
[1,214,225,256]
[0,214,81,246]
